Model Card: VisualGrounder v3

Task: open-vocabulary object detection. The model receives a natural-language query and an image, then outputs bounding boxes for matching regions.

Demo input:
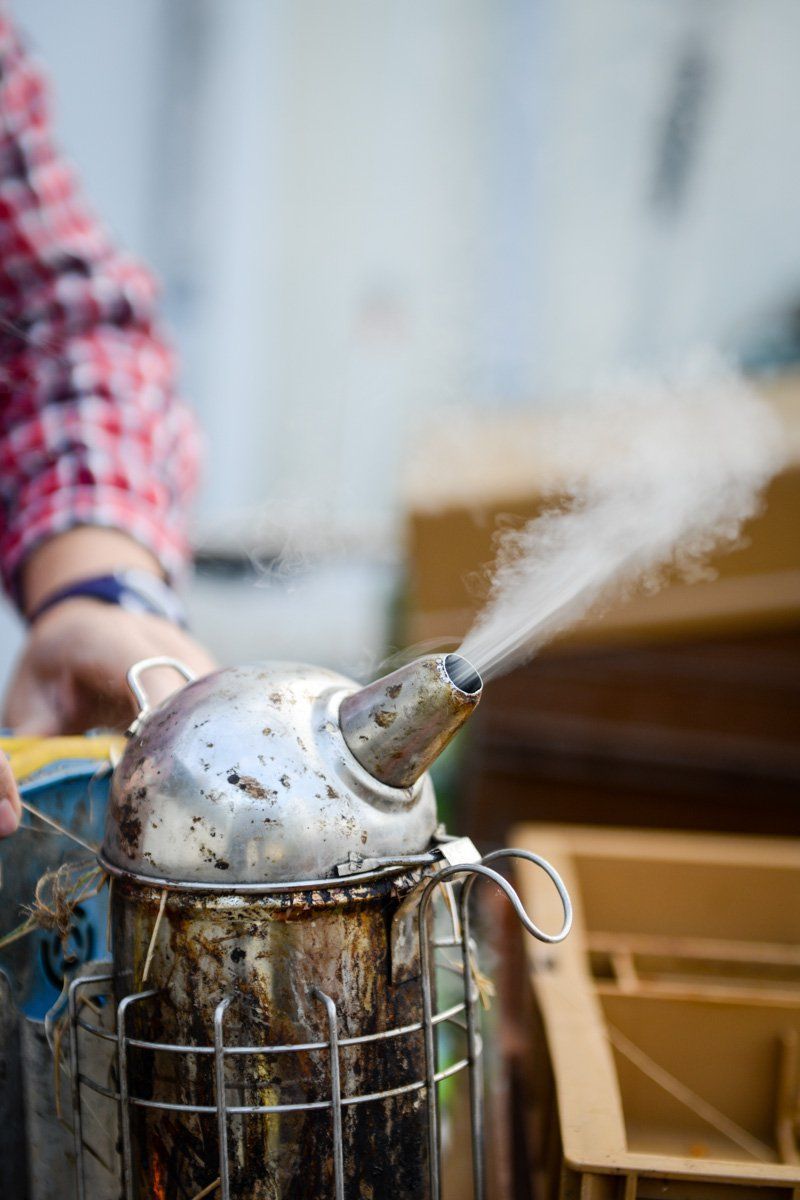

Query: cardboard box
[510,823,800,1196]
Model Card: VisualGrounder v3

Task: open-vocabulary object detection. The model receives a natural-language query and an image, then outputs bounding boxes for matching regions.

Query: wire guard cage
[68,850,571,1200]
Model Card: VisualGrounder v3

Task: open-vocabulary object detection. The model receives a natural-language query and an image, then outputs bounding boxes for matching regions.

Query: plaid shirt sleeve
[0,11,201,603]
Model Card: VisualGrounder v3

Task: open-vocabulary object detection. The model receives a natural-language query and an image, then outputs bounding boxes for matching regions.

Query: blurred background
[2,0,800,691]
[3,8,800,1193]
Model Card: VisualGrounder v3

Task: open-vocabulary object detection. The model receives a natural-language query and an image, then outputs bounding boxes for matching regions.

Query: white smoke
[459,362,786,681]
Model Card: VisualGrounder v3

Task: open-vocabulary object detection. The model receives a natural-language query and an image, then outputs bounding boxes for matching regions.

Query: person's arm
[0,13,199,592]
[0,16,215,832]
[4,526,216,736]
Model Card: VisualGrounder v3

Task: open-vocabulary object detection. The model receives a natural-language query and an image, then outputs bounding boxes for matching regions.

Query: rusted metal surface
[69,849,572,1200]
[112,872,432,1200]
[339,654,482,789]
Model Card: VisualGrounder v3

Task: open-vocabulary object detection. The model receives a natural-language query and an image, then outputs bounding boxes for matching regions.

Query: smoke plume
[459,363,786,681]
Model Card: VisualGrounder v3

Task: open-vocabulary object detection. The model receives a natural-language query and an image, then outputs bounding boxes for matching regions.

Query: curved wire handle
[419,847,572,945]
[465,847,572,943]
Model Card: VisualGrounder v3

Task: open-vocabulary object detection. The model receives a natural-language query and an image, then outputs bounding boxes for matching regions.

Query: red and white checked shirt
[0,10,200,603]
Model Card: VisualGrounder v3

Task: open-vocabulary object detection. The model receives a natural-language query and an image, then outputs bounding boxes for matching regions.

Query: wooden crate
[509,824,800,1198]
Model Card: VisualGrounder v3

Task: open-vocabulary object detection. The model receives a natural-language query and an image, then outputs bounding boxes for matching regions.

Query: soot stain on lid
[118,799,143,854]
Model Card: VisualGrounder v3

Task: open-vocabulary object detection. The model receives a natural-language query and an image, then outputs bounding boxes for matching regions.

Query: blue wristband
[29,569,188,628]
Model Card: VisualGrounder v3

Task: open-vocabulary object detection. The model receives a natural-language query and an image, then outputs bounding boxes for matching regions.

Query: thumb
[0,751,22,837]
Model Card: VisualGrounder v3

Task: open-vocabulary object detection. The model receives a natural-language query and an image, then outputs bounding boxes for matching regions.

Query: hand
[2,600,217,739]
[0,527,217,838]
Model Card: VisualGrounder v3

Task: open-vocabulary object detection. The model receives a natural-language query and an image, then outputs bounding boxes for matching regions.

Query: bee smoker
[69,653,571,1200]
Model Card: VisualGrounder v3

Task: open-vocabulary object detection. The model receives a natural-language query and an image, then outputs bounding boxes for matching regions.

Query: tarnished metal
[339,654,482,789]
[103,662,440,885]
[110,871,432,1199]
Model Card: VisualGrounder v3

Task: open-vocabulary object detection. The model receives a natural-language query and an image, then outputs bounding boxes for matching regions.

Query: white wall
[536,1,800,386]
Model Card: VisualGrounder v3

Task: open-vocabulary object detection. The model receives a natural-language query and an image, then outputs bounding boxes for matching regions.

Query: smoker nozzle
[339,653,482,789]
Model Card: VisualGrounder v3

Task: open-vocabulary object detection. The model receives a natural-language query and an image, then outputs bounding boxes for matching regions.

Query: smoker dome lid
[102,662,437,886]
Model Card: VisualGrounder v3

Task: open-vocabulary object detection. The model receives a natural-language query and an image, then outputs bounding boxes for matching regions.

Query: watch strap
[28,569,188,628]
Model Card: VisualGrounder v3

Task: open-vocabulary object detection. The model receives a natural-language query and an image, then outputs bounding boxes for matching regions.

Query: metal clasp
[390,837,481,983]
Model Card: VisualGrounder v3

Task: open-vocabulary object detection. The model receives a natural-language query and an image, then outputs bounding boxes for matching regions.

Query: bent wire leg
[68,972,116,1200]
[312,989,345,1200]
[460,901,485,1200]
[418,897,441,1200]
[117,990,156,1200]
[214,997,233,1200]
[68,976,95,1200]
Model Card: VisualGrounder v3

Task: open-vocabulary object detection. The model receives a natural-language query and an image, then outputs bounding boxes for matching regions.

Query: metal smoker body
[70,653,571,1200]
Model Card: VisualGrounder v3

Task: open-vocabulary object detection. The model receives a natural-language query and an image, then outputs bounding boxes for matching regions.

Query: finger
[4,669,64,737]
[0,751,21,837]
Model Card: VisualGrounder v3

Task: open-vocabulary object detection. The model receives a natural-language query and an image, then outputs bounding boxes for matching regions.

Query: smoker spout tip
[443,653,482,696]
[339,651,483,790]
